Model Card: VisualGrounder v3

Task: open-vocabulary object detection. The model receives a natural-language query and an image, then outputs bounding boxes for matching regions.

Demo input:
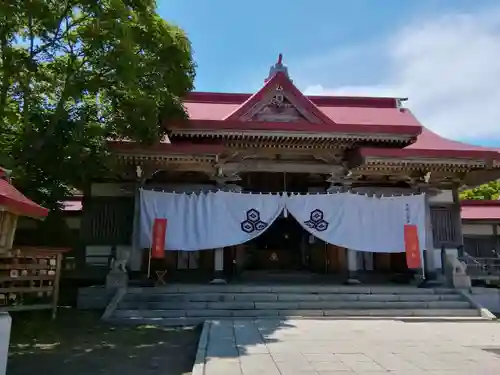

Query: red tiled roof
[0,179,49,218]
[461,200,500,221]
[361,127,500,160]
[114,55,500,161]
[183,119,420,136]
[184,101,240,120]
[183,90,421,129]
[408,128,497,152]
[317,106,420,127]
[182,89,500,159]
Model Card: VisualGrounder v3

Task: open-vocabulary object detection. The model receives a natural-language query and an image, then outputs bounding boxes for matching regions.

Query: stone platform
[101,284,483,326]
[194,319,500,375]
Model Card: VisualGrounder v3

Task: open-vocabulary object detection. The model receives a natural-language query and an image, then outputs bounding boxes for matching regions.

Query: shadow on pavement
[8,309,200,375]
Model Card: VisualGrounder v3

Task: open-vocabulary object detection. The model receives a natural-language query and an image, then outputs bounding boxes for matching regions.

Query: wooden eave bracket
[169,129,417,144]
[364,156,489,168]
[114,153,218,163]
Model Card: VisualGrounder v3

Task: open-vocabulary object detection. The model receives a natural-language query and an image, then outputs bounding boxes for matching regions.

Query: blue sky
[157,0,500,145]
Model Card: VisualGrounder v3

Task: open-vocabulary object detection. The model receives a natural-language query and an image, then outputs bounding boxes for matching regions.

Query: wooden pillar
[131,167,146,272]
[337,245,347,272]
[363,252,374,271]
[211,248,226,284]
[423,192,436,277]
[346,248,361,284]
[0,212,18,251]
[452,186,464,257]
[493,224,500,256]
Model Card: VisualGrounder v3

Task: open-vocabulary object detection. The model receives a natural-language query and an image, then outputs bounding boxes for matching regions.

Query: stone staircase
[106,284,482,326]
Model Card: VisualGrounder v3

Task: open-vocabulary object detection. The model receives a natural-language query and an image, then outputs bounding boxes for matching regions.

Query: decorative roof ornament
[265,53,291,82]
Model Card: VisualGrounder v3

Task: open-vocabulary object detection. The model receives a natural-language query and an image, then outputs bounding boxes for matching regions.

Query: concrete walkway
[194,319,500,375]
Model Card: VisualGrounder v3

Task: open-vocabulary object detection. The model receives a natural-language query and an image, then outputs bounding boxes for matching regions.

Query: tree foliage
[0,0,195,209]
[460,180,500,200]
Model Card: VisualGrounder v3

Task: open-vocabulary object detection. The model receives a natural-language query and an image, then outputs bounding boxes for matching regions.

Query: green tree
[0,0,195,209]
[460,180,500,200]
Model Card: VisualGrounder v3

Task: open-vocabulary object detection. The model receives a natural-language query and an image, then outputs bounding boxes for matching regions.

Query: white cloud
[303,8,500,141]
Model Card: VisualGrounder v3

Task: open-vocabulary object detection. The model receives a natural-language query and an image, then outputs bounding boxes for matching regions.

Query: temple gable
[241,84,317,123]
[224,54,331,124]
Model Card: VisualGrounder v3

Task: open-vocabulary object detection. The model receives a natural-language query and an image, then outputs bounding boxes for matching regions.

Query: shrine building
[79,55,500,283]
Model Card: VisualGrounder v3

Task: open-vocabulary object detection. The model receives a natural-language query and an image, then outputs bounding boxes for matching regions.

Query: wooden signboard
[0,247,67,319]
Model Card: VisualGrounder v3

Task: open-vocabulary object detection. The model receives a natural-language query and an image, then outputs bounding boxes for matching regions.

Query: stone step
[110,308,480,325]
[107,316,204,326]
[121,292,463,304]
[118,300,472,310]
[125,285,457,295]
[114,308,479,319]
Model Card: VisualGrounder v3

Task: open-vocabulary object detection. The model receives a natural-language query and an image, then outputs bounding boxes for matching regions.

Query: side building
[461,200,500,258]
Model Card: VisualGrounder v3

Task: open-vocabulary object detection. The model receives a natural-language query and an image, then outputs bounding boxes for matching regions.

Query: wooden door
[390,252,408,273]
[308,242,325,273]
[326,244,347,273]
[374,253,391,272]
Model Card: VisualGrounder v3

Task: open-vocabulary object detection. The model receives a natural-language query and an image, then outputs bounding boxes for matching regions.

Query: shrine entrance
[245,215,308,271]
[239,171,322,272]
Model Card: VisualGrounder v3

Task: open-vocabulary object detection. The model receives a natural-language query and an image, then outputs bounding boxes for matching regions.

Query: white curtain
[140,189,427,253]
[286,193,426,253]
[139,189,284,251]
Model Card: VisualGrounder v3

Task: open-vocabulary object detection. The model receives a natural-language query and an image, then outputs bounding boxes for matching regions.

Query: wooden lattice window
[430,205,461,247]
[82,197,134,245]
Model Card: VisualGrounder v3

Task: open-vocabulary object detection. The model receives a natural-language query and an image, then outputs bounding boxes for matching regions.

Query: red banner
[151,218,167,259]
[404,224,422,269]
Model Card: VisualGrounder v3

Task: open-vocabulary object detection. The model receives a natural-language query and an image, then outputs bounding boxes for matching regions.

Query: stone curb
[191,320,210,375]
[101,287,127,321]
[458,289,497,320]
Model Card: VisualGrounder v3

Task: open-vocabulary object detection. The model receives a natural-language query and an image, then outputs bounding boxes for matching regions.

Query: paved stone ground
[196,319,500,375]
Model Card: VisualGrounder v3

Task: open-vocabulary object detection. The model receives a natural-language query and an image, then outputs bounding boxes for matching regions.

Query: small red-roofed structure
[0,168,48,251]
[0,179,49,219]
[0,167,67,320]
[461,200,500,222]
